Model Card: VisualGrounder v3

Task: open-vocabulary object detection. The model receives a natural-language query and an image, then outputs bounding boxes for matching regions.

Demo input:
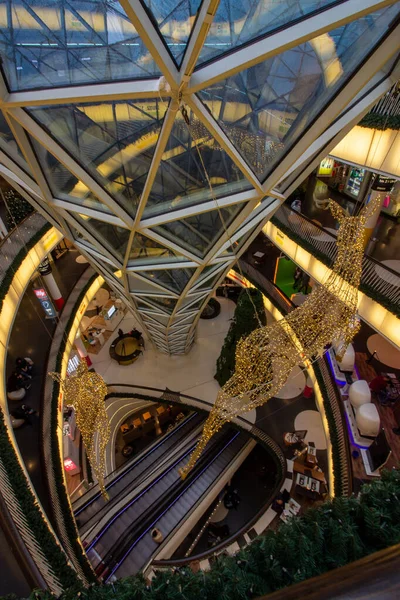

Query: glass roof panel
[144,106,249,218]
[0,111,26,163]
[153,203,244,258]
[129,232,185,264]
[199,0,339,64]
[30,135,112,212]
[198,5,399,182]
[143,0,202,65]
[28,99,168,216]
[140,267,195,293]
[74,214,130,259]
[0,0,161,91]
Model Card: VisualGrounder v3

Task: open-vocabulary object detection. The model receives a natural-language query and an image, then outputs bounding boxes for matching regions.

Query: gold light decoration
[49,361,110,500]
[180,198,380,478]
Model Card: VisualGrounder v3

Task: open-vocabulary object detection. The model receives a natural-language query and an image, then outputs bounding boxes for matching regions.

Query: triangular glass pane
[75,214,130,259]
[199,1,339,65]
[30,136,113,213]
[129,232,186,264]
[28,99,168,216]
[143,0,202,65]
[153,203,245,259]
[138,295,177,314]
[195,267,226,291]
[0,2,160,91]
[144,107,249,218]
[137,310,170,326]
[198,5,400,182]
[140,267,195,293]
[0,111,26,164]
[129,273,175,294]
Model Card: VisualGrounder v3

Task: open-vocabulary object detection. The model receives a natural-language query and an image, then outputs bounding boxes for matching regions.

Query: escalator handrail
[86,441,198,553]
[105,431,242,581]
[74,412,201,514]
[98,429,235,569]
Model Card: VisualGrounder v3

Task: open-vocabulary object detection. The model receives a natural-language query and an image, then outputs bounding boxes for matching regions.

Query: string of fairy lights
[49,362,110,500]
[179,195,381,478]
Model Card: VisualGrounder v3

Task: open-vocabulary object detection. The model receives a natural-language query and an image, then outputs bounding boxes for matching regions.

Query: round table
[109,334,143,365]
[88,288,110,310]
[76,255,89,264]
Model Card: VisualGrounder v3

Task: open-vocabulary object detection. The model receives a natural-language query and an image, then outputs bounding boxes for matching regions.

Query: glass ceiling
[0,0,398,353]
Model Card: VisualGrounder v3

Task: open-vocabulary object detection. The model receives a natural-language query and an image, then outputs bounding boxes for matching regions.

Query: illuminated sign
[33,287,57,318]
[371,175,397,192]
[318,157,334,177]
[64,458,77,472]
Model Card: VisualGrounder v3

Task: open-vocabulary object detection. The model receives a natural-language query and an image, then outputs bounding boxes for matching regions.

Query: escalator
[90,427,250,581]
[74,412,205,534]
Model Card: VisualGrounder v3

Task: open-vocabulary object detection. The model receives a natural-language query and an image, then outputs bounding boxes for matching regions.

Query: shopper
[7,371,30,392]
[293,266,302,290]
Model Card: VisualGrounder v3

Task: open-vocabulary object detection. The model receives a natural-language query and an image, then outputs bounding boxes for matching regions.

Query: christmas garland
[358,113,400,131]
[3,470,400,600]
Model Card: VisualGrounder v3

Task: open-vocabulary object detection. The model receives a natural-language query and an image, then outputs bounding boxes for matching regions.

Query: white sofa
[356,403,380,437]
[349,380,371,409]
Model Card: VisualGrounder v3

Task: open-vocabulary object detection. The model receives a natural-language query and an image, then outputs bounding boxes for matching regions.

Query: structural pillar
[38,257,65,310]
[74,331,92,368]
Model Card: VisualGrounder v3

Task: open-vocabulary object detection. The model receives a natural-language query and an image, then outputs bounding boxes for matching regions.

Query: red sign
[64,458,77,472]
[33,288,47,300]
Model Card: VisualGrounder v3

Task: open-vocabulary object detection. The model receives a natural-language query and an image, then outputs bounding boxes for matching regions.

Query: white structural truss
[0,0,399,353]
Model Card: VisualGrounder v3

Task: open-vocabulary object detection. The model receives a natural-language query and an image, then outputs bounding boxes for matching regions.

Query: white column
[74,332,92,367]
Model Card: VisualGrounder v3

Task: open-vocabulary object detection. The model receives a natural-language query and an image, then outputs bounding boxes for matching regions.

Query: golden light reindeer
[180,198,380,479]
[50,361,110,500]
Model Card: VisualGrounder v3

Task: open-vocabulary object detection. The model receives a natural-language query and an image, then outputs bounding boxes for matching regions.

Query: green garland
[4,470,400,600]
[358,113,400,131]
[214,289,266,386]
[0,409,77,589]
[48,274,99,583]
[270,216,400,318]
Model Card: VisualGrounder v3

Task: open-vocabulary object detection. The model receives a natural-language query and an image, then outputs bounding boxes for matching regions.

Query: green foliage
[48,274,98,582]
[271,215,400,318]
[0,408,77,588]
[358,113,400,131]
[6,471,400,600]
[4,190,34,230]
[215,289,266,386]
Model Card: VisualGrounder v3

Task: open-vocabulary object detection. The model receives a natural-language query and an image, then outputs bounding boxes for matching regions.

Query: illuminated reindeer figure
[49,361,110,500]
[180,198,380,479]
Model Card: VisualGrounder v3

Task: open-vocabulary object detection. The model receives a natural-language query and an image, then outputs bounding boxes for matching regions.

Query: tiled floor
[6,247,88,516]
[91,297,236,405]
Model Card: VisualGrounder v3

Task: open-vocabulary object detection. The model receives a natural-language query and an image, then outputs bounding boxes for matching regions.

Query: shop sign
[371,175,397,192]
[33,287,57,318]
[318,157,334,177]
[37,257,52,276]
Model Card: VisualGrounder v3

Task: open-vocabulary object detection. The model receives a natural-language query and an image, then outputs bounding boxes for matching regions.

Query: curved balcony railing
[271,205,400,315]
[369,81,400,117]
[101,384,286,569]
[0,213,70,595]
[237,257,353,498]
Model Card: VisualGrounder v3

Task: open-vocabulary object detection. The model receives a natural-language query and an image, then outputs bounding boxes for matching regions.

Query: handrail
[369,81,400,117]
[314,357,353,497]
[272,205,400,312]
[234,259,352,497]
[256,543,400,600]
